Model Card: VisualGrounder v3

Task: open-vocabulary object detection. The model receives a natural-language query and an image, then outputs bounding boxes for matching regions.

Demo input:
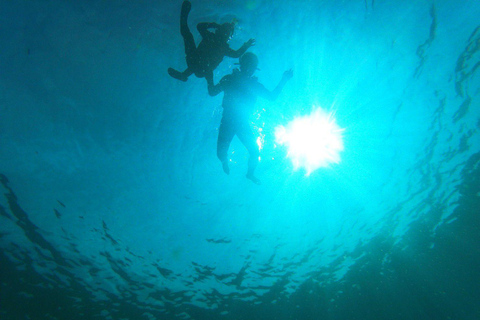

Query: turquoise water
[1,0,479,319]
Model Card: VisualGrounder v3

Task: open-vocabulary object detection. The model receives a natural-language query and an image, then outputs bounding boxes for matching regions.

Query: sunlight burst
[275,107,344,175]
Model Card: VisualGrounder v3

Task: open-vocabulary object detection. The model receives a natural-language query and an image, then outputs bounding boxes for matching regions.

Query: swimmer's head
[239,52,259,76]
[217,23,234,41]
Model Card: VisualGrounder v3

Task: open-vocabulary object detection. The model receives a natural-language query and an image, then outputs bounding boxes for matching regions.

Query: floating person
[208,52,293,185]
[168,0,256,85]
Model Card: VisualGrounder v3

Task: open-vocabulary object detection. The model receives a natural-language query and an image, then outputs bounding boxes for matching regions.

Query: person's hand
[283,69,293,80]
[246,38,256,47]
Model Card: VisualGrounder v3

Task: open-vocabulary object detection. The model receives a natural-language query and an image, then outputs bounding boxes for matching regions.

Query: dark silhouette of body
[168,1,255,85]
[208,53,293,184]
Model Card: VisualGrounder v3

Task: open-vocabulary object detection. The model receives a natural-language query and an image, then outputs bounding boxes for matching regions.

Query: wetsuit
[169,1,251,83]
[209,70,278,176]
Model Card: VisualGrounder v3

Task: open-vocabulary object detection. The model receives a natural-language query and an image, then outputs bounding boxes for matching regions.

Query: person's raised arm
[257,69,293,101]
[226,39,256,58]
[197,22,219,38]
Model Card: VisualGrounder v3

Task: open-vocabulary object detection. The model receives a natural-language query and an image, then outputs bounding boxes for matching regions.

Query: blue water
[1,0,479,319]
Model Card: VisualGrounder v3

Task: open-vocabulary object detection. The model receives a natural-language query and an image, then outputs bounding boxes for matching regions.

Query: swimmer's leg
[217,118,235,175]
[180,1,196,66]
[237,125,261,185]
[167,67,193,82]
[180,1,192,37]
[168,1,196,81]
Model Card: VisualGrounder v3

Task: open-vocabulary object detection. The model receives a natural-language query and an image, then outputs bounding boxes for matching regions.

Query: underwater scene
[1,0,479,319]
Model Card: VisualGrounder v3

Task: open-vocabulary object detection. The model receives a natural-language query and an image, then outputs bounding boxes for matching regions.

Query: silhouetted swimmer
[168,0,255,86]
[208,52,293,185]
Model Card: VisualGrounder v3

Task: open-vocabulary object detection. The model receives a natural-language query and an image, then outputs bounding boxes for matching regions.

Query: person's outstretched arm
[208,75,229,96]
[257,69,293,101]
[197,22,219,38]
[225,39,256,58]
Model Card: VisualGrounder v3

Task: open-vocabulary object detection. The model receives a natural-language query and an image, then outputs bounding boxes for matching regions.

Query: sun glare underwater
[1,0,480,319]
[275,107,344,175]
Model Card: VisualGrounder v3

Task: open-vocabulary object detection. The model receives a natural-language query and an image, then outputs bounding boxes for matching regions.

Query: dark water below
[1,154,479,319]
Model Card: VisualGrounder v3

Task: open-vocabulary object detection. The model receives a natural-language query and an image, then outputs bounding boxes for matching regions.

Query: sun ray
[275,107,345,175]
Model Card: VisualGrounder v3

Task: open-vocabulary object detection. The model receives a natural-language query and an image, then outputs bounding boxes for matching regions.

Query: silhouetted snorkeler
[168,0,255,86]
[208,52,293,185]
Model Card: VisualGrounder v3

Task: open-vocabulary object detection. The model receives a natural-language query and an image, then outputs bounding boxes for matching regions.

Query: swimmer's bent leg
[168,67,193,82]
